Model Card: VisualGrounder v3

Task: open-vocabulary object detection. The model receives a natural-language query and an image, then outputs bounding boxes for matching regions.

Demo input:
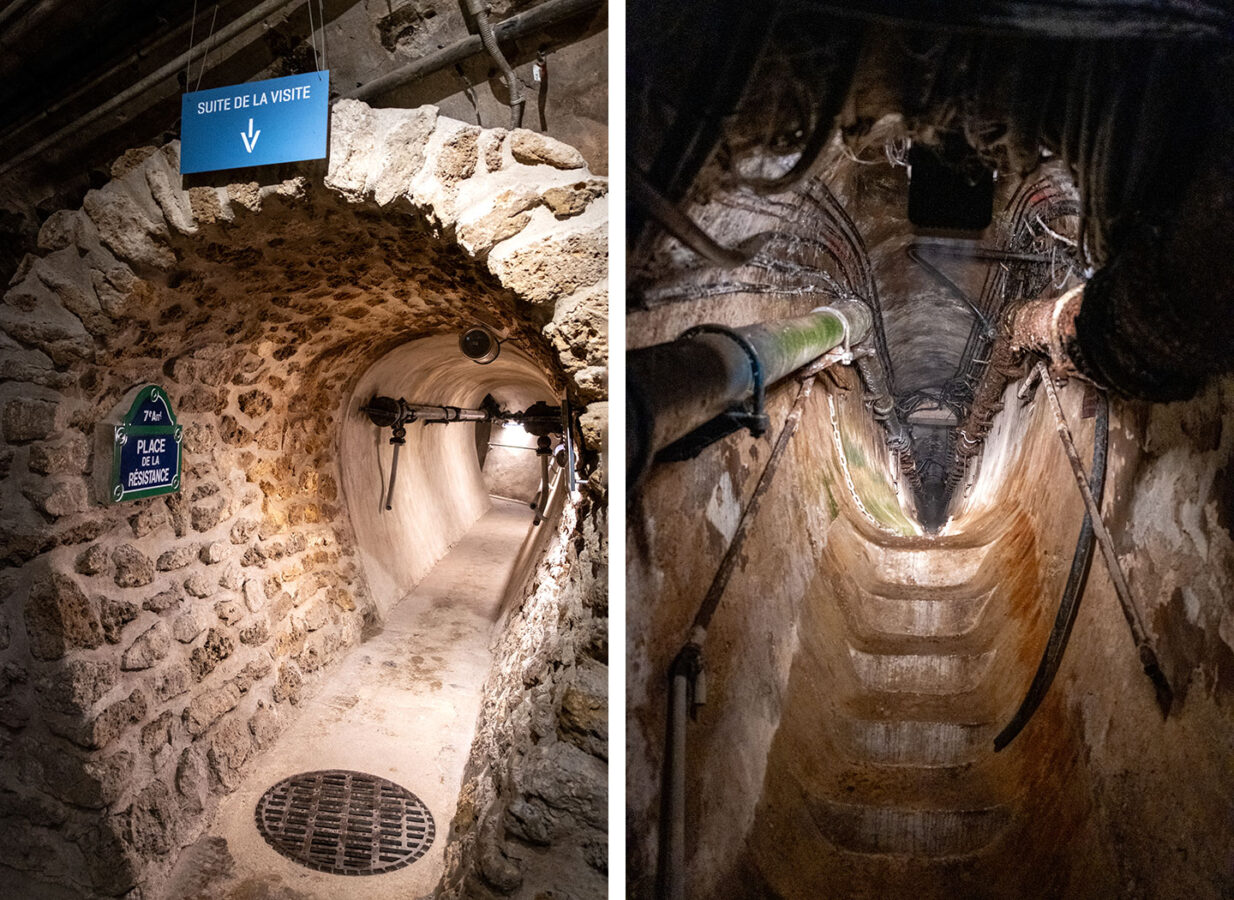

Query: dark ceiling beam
[802,0,1234,40]
[347,0,604,103]
[0,0,306,179]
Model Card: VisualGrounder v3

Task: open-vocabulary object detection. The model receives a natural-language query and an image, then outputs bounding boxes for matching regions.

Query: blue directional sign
[180,71,329,174]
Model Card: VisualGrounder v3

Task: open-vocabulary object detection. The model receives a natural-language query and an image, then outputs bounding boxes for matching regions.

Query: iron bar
[630,169,756,269]
[1037,361,1173,717]
[659,372,820,900]
[994,388,1107,750]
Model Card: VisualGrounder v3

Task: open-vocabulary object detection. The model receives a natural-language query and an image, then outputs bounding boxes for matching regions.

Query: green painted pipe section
[628,301,871,482]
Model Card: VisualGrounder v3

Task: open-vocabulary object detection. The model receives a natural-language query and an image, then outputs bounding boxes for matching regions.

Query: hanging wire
[319,0,328,70]
[307,0,321,72]
[184,0,199,87]
[194,4,220,92]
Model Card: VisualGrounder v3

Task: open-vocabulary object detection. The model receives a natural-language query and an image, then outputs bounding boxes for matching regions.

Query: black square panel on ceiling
[908,141,994,231]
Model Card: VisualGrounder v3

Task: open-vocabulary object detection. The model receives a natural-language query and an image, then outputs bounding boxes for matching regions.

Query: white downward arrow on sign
[241,118,261,153]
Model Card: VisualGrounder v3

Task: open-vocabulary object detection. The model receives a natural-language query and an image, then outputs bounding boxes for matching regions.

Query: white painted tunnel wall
[339,335,554,619]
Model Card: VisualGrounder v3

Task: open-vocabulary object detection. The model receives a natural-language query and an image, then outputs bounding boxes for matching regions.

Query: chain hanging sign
[180,70,329,175]
[96,385,183,504]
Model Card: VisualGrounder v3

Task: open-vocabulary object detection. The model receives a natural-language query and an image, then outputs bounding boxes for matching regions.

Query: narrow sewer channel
[167,499,537,899]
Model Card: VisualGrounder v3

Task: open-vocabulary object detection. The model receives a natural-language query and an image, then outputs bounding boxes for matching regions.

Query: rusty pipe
[1009,284,1087,380]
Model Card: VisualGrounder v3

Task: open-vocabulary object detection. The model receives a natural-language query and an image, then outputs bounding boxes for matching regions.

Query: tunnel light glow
[500,422,532,443]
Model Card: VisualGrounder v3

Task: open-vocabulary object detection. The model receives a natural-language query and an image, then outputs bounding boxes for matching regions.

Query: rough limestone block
[37,209,91,252]
[372,107,439,206]
[29,250,113,335]
[122,621,171,670]
[189,628,233,681]
[129,503,171,538]
[23,476,88,517]
[241,578,265,612]
[0,343,68,388]
[183,683,241,736]
[140,710,174,755]
[126,780,181,858]
[2,397,59,442]
[37,658,119,715]
[74,544,110,576]
[82,186,174,273]
[153,661,192,703]
[112,544,155,588]
[74,688,147,750]
[487,214,607,307]
[143,588,181,614]
[272,662,302,704]
[24,572,104,660]
[456,189,540,256]
[172,609,206,644]
[323,100,381,201]
[156,546,197,571]
[145,144,196,236]
[542,180,608,218]
[478,128,508,173]
[207,715,251,790]
[101,597,139,643]
[513,739,607,831]
[28,431,89,475]
[579,403,607,453]
[510,129,587,169]
[41,748,132,809]
[557,659,608,760]
[184,573,214,599]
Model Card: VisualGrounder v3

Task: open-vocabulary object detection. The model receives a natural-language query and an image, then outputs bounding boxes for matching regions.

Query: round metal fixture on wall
[255,770,435,875]
[459,326,501,364]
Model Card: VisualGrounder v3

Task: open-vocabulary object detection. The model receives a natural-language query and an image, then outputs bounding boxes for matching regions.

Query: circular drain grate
[255,770,435,875]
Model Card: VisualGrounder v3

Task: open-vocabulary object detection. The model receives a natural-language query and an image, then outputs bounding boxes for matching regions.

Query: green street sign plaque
[97,385,183,503]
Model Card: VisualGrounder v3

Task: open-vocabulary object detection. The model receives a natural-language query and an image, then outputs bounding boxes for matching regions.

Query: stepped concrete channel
[740,514,1098,899]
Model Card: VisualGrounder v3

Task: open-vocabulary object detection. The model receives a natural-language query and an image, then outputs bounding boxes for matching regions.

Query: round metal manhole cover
[255,770,435,875]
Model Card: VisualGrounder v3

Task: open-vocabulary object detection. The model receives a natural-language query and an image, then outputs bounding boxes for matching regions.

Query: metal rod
[384,441,401,511]
[693,375,818,632]
[629,169,753,269]
[658,374,819,900]
[994,389,1107,750]
[532,452,550,525]
[660,663,691,900]
[1036,361,1173,717]
[628,302,870,483]
[906,244,995,334]
[347,0,600,102]
[0,0,305,178]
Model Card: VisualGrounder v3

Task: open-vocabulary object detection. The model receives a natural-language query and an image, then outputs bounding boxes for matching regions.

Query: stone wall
[438,484,608,900]
[0,100,607,898]
[955,375,1234,898]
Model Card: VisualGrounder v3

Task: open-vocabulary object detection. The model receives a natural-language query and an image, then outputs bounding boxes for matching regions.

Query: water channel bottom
[254,770,435,875]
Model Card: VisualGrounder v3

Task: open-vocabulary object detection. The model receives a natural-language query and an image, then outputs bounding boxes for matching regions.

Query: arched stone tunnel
[627,6,1234,898]
[0,100,607,899]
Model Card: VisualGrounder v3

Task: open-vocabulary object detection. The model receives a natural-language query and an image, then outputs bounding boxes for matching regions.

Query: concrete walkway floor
[168,498,536,900]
